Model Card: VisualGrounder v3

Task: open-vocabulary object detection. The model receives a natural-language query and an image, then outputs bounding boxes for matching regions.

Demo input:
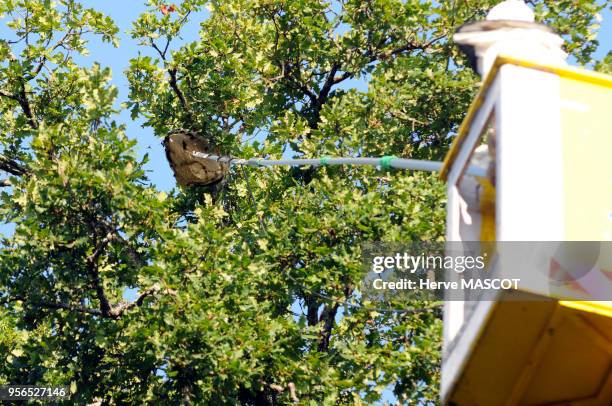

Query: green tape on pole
[320,156,330,166]
[379,155,396,170]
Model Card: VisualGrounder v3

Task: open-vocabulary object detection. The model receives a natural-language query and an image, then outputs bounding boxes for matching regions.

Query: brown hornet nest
[163,129,229,187]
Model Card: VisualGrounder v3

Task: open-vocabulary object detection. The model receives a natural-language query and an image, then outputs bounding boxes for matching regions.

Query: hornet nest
[163,128,229,187]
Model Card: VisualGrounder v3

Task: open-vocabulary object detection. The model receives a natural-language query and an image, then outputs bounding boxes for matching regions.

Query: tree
[0,0,606,404]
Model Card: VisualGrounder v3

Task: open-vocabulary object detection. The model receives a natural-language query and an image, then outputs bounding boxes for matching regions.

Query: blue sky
[76,0,208,192]
[74,1,612,194]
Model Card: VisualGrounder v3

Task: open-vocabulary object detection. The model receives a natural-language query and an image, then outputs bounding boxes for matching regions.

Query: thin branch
[149,32,192,114]
[150,39,167,60]
[162,37,171,58]
[1,284,172,319]
[1,295,103,316]
[0,90,19,101]
[107,284,176,318]
[104,229,146,268]
[330,34,447,87]
[317,62,340,106]
[24,9,30,46]
[168,67,190,111]
[30,28,76,79]
[332,70,353,85]
[175,10,192,32]
[86,231,114,316]
[318,302,338,352]
[0,54,38,129]
[288,382,299,403]
[267,382,299,403]
[0,153,27,176]
[17,81,38,129]
[281,65,317,104]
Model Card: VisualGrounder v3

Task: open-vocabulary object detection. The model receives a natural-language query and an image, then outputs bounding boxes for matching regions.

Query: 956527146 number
[0,385,70,400]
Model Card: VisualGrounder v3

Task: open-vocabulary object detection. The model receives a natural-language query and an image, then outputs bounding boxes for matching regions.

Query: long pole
[192,152,486,177]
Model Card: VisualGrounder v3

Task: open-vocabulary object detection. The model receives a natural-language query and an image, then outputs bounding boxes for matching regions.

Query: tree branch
[17,81,38,129]
[318,302,338,352]
[150,38,192,113]
[30,32,65,79]
[267,382,299,403]
[0,90,19,101]
[0,153,27,176]
[282,66,318,104]
[0,82,38,129]
[316,62,340,109]
[288,382,299,403]
[1,295,103,316]
[305,295,319,327]
[1,284,169,319]
[86,231,114,316]
[168,67,190,111]
[150,39,167,60]
[106,232,146,268]
[106,284,169,318]
[329,34,447,88]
